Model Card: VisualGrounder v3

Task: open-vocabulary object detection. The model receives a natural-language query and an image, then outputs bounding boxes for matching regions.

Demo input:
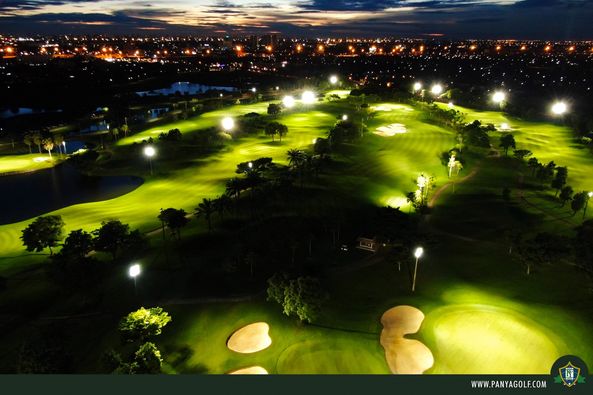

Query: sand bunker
[380,305,434,374]
[372,104,413,112]
[375,123,407,137]
[229,366,269,375]
[227,322,272,354]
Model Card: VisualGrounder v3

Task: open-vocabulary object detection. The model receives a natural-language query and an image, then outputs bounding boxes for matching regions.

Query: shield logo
[559,362,581,387]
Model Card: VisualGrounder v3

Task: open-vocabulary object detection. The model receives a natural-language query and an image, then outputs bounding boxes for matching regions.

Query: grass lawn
[0,153,58,174]
[1,95,592,374]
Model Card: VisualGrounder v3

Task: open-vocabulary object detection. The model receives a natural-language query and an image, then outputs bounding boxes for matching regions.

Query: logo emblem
[559,362,581,387]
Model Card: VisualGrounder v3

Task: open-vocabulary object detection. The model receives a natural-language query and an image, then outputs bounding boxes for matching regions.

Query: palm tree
[287,149,305,169]
[195,198,215,232]
[23,133,33,154]
[225,178,243,200]
[42,137,54,158]
[32,132,42,153]
[214,194,232,221]
[53,134,64,156]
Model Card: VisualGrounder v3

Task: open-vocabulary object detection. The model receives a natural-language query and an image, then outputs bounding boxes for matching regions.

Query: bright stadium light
[492,91,506,104]
[221,117,235,131]
[282,95,295,108]
[128,263,141,294]
[329,75,339,85]
[551,101,568,116]
[301,90,316,104]
[143,145,156,175]
[342,114,348,121]
[431,84,443,96]
[413,82,422,92]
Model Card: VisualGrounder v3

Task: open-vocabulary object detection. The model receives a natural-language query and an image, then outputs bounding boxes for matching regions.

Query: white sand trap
[380,305,434,374]
[227,322,272,354]
[229,366,269,375]
[375,123,407,137]
[372,104,413,112]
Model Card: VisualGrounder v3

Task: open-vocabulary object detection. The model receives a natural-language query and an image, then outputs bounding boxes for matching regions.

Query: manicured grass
[0,153,58,174]
[1,96,593,374]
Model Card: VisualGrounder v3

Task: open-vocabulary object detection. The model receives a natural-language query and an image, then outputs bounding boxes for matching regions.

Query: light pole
[584,192,593,218]
[129,263,141,294]
[412,247,424,292]
[143,145,155,175]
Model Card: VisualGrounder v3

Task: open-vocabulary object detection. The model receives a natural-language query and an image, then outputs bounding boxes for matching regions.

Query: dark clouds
[0,0,592,38]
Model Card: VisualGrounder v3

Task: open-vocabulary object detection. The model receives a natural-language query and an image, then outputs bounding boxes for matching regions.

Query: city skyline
[0,0,592,39]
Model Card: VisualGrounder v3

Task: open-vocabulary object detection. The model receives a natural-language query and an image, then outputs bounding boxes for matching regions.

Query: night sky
[0,0,591,39]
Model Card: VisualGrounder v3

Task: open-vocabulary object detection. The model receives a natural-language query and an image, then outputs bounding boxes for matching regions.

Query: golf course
[0,88,592,375]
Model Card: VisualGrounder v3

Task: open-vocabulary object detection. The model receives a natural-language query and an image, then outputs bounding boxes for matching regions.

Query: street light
[551,101,568,116]
[251,87,257,93]
[431,84,443,96]
[329,75,338,85]
[342,114,348,121]
[412,247,424,292]
[129,263,141,294]
[143,145,155,175]
[282,95,295,108]
[221,116,234,131]
[301,90,316,104]
[413,82,423,92]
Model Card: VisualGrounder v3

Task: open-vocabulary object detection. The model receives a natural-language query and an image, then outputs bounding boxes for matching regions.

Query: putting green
[276,338,388,374]
[423,303,565,374]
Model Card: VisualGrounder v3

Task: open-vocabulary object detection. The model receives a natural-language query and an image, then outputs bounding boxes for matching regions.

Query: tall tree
[23,133,33,154]
[93,220,130,260]
[21,215,65,255]
[118,307,172,343]
[499,133,516,156]
[214,194,232,221]
[42,137,54,158]
[551,166,568,196]
[559,185,574,207]
[32,131,42,153]
[571,192,589,217]
[195,198,215,231]
[158,208,189,240]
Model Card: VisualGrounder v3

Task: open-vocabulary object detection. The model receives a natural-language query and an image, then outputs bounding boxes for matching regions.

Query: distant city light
[329,75,338,84]
[301,90,316,104]
[431,84,443,95]
[492,91,506,104]
[551,101,568,115]
[282,95,295,108]
[221,117,235,130]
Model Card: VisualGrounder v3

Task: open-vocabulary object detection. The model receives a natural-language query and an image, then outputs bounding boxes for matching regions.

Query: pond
[0,107,63,119]
[136,82,237,97]
[0,163,143,224]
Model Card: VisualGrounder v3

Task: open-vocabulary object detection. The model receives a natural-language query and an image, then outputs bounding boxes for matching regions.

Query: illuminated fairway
[438,103,593,190]
[0,154,57,174]
[0,99,453,263]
